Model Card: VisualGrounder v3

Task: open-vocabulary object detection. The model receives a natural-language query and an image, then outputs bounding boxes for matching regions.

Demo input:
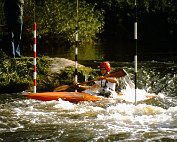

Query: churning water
[0,61,177,142]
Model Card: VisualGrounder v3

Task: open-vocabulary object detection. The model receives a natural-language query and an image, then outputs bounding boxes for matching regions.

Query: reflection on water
[48,44,104,61]
[47,43,177,62]
[0,61,177,141]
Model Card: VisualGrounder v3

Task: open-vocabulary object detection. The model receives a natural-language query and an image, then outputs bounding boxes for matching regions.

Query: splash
[118,75,159,102]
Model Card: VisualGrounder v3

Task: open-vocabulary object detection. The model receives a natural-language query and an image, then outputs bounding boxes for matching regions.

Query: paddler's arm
[98,76,118,83]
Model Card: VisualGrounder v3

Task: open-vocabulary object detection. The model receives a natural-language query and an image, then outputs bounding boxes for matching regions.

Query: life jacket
[95,77,117,97]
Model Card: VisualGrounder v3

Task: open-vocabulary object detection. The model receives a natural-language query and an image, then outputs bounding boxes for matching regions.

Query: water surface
[0,61,177,142]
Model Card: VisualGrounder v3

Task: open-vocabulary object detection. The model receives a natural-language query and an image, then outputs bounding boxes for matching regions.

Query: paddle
[54,68,127,92]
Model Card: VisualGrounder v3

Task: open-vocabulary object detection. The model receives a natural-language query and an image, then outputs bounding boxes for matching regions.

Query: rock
[49,57,84,74]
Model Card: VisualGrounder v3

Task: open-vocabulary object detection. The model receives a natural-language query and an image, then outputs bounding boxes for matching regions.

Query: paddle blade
[54,84,86,92]
[108,69,127,78]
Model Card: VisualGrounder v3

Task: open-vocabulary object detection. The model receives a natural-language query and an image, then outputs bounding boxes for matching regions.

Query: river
[0,61,177,142]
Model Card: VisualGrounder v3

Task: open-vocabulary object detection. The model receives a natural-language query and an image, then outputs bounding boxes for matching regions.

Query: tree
[22,0,104,55]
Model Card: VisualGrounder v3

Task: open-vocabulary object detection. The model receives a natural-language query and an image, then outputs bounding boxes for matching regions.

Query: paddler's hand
[74,83,81,88]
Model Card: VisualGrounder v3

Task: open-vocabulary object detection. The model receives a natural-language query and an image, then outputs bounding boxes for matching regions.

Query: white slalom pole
[134,0,137,105]
[33,22,37,93]
[75,0,79,92]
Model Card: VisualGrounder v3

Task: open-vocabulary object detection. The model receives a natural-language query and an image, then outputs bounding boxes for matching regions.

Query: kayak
[23,92,101,103]
[22,91,156,103]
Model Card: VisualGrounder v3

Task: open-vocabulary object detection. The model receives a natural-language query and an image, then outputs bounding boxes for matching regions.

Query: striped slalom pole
[75,26,78,91]
[33,22,37,93]
[134,0,137,105]
[74,0,79,92]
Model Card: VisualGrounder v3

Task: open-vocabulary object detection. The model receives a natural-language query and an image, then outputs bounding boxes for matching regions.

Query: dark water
[0,61,177,142]
[45,43,177,62]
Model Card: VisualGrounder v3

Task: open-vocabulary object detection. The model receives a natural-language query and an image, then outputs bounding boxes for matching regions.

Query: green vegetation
[0,54,49,93]
[86,0,177,55]
[56,66,97,86]
[1,0,177,57]
[0,53,97,93]
[22,0,104,55]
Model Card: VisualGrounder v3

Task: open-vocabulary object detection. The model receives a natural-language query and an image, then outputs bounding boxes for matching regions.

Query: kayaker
[78,61,118,98]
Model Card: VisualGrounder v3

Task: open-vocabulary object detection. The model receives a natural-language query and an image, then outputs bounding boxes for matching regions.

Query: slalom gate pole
[33,1,36,93]
[33,22,37,93]
[134,0,138,105]
[74,0,79,92]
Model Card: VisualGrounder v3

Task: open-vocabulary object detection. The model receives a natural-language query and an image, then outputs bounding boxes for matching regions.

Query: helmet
[100,61,111,72]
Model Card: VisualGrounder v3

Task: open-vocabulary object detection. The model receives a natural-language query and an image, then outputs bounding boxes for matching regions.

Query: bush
[22,0,104,55]
[0,56,50,93]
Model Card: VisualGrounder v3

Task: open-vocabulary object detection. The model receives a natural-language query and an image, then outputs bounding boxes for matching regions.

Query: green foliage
[84,0,177,58]
[1,0,177,59]
[57,66,98,86]
[0,56,50,93]
[0,53,98,92]
[22,0,104,54]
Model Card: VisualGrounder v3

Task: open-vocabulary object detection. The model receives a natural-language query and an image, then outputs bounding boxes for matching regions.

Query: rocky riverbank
[0,57,97,93]
[49,58,84,74]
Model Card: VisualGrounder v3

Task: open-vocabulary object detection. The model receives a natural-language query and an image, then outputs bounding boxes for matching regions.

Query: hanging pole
[75,0,79,92]
[33,1,37,93]
[134,0,138,105]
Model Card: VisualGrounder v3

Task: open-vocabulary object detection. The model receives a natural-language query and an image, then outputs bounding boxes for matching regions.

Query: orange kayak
[23,91,156,103]
[23,92,101,103]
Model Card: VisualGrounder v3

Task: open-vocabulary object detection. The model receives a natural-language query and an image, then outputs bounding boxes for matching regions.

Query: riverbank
[0,57,96,93]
